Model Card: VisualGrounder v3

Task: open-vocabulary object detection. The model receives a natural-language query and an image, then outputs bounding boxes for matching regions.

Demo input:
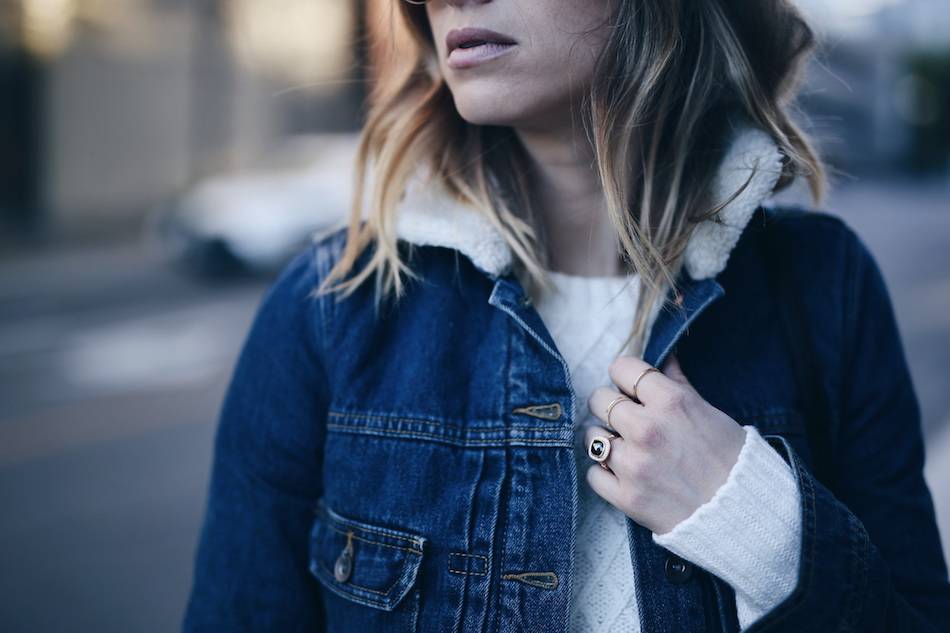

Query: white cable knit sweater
[532,269,803,632]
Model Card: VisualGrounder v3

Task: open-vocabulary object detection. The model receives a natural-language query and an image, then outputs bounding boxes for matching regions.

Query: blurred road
[0,240,266,633]
[1,178,949,632]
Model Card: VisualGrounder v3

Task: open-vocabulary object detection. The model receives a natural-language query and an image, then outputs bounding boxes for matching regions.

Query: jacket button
[334,533,354,582]
[664,554,693,584]
[334,548,353,582]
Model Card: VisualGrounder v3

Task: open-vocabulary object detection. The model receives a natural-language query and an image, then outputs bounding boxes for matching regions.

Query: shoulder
[750,204,857,244]
[310,222,352,268]
[274,222,360,302]
[249,224,353,352]
[723,204,889,339]
[735,204,872,277]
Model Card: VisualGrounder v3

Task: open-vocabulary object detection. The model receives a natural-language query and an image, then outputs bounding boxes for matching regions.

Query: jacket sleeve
[748,224,950,632]
[182,243,331,632]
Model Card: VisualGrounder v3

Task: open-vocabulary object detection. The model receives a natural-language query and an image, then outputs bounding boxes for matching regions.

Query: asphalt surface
[1,178,948,632]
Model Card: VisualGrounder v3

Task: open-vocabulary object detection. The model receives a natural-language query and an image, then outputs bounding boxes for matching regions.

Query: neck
[515,123,622,278]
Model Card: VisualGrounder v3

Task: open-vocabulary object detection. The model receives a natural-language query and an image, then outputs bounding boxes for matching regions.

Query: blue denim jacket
[182,205,950,632]
[183,131,950,631]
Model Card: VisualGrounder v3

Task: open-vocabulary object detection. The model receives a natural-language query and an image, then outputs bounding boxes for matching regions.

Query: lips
[445,27,517,70]
[446,27,516,54]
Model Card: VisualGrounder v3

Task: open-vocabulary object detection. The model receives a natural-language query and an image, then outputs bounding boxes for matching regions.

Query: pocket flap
[309,499,426,611]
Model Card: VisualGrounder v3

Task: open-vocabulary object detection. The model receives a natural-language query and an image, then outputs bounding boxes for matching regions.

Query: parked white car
[152,133,357,275]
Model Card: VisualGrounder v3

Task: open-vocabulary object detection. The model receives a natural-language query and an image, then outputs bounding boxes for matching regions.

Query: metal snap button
[334,532,354,582]
[664,554,693,584]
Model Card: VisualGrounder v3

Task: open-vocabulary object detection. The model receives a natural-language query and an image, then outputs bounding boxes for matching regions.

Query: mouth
[446,27,517,69]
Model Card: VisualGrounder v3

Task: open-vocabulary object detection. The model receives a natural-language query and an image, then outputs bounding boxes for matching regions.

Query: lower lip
[447,42,517,70]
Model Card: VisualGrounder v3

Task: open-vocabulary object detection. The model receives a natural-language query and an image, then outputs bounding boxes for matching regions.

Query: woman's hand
[584,353,747,535]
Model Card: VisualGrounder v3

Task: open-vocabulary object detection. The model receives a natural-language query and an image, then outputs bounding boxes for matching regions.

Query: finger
[583,424,638,479]
[583,423,619,446]
[585,462,624,507]
[608,355,675,406]
[587,387,641,437]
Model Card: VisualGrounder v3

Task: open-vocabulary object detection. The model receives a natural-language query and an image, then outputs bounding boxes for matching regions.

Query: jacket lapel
[390,122,783,365]
[641,274,725,369]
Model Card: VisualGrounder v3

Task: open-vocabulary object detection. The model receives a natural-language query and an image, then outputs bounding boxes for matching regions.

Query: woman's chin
[453,103,523,128]
[451,88,573,131]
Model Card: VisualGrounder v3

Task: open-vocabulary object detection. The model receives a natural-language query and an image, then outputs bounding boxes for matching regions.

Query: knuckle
[634,419,666,450]
[624,483,649,508]
[609,355,633,377]
[664,388,691,414]
[628,452,656,481]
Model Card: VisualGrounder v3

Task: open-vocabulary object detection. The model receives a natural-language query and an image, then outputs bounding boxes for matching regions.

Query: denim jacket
[183,126,950,632]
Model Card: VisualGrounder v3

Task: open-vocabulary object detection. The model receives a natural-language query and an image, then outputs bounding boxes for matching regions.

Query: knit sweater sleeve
[651,424,802,631]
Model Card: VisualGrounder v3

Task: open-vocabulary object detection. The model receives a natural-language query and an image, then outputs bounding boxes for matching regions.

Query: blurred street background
[1,1,949,631]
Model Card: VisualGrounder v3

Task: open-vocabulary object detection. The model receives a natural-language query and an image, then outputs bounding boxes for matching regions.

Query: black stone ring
[588,434,616,468]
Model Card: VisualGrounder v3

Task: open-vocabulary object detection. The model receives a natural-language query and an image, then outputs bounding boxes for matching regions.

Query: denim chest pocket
[309,498,426,630]
[733,405,815,469]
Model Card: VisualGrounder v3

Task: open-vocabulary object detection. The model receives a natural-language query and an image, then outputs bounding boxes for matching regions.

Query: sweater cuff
[652,424,801,625]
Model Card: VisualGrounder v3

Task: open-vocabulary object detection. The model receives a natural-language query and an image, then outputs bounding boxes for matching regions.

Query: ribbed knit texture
[532,269,802,632]
[652,424,802,630]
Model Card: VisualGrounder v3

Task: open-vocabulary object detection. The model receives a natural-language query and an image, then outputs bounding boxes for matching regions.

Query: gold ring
[630,366,659,403]
[605,395,631,431]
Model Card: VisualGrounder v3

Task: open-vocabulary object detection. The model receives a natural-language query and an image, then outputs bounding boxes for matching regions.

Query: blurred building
[1,0,947,245]
[0,0,367,241]
[797,0,950,176]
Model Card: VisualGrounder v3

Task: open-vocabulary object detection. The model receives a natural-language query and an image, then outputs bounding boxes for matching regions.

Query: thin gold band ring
[605,395,632,431]
[630,366,659,403]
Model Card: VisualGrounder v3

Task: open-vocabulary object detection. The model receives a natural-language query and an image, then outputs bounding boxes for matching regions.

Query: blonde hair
[317,0,824,357]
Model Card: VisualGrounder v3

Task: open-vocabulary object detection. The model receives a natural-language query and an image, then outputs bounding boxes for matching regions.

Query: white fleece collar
[392,125,783,280]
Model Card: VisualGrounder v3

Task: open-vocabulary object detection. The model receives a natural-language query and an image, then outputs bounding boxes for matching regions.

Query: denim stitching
[328,410,562,433]
[311,560,393,609]
[318,503,426,547]
[323,524,423,556]
[314,559,408,600]
[326,423,570,446]
[491,315,513,633]
[490,297,578,434]
[448,552,489,576]
[329,409,502,429]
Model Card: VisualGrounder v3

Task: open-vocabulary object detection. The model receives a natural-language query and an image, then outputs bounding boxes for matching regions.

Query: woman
[183,1,950,631]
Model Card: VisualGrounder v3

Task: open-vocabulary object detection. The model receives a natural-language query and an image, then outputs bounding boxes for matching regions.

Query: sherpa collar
[392,125,783,281]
